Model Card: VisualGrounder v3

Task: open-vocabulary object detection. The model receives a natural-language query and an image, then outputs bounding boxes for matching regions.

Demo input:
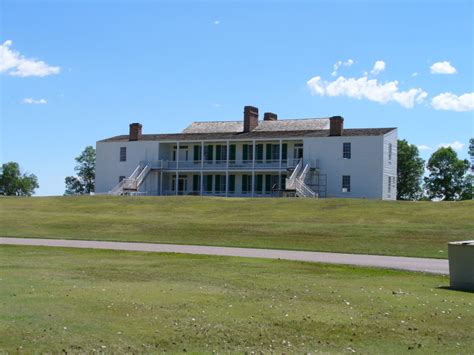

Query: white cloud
[213,20,220,25]
[438,141,465,151]
[411,72,419,77]
[331,59,354,76]
[22,97,47,104]
[370,60,386,75]
[417,145,432,151]
[431,92,474,112]
[307,75,428,109]
[430,61,457,74]
[0,40,60,77]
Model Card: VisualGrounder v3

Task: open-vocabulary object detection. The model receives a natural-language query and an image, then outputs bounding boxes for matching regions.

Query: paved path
[0,237,449,275]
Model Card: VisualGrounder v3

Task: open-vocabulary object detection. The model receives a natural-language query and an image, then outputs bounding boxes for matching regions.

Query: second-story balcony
[146,158,319,171]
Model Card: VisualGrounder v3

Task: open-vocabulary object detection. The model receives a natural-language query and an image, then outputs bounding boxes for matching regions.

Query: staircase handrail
[109,180,125,194]
[286,158,303,189]
[299,164,311,182]
[295,179,317,198]
[135,164,150,187]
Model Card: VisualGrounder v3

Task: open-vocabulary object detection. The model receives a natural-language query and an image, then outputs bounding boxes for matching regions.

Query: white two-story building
[96,106,397,199]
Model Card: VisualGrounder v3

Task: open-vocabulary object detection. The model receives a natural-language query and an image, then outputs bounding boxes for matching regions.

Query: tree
[397,139,425,200]
[424,147,471,201]
[469,138,474,173]
[64,146,96,195]
[0,162,39,196]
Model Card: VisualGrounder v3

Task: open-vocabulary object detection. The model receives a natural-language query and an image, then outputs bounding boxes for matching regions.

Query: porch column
[226,140,230,197]
[175,141,179,195]
[279,139,283,190]
[160,170,163,196]
[252,140,256,170]
[201,141,204,169]
[200,171,203,196]
[252,140,256,197]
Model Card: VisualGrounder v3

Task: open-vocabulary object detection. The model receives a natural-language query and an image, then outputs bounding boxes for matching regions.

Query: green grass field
[1,196,473,258]
[1,245,473,353]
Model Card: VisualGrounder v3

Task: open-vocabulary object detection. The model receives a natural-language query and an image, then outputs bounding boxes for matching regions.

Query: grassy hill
[1,196,472,258]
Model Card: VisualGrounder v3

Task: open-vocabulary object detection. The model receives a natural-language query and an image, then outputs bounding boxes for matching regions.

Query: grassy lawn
[1,245,473,353]
[1,196,473,258]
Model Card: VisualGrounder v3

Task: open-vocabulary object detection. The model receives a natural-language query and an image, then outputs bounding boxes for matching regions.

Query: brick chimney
[129,123,142,141]
[263,112,278,121]
[243,106,259,132]
[329,116,344,136]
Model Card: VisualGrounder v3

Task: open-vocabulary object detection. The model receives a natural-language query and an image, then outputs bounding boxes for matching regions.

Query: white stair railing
[286,159,303,190]
[109,180,126,195]
[299,164,310,182]
[109,161,151,195]
[285,160,318,198]
[135,164,150,187]
[295,178,317,198]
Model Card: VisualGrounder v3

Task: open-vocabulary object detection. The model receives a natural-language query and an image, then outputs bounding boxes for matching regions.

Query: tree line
[397,140,472,201]
[1,141,472,200]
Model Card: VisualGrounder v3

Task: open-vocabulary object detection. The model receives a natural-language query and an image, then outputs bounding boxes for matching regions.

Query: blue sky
[1,0,473,196]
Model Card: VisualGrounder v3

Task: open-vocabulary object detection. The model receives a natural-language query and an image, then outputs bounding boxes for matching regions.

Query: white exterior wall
[95,140,159,193]
[96,130,396,199]
[303,135,385,199]
[382,129,398,200]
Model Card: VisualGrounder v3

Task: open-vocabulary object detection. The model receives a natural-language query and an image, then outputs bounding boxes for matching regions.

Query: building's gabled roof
[98,127,396,143]
[182,118,331,133]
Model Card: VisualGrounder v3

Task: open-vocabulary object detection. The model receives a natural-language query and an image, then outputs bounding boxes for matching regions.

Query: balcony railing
[145,158,314,170]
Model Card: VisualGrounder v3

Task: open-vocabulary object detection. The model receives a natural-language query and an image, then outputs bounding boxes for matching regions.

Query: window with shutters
[256,144,264,162]
[280,174,287,190]
[265,144,279,162]
[215,145,227,163]
[242,174,252,193]
[343,142,351,159]
[293,143,303,160]
[204,175,213,192]
[229,175,236,193]
[215,175,226,192]
[204,145,213,161]
[255,174,263,193]
[242,144,253,162]
[192,175,200,192]
[342,175,351,192]
[282,143,288,162]
[229,145,236,163]
[120,147,126,162]
[193,145,201,162]
[265,175,272,193]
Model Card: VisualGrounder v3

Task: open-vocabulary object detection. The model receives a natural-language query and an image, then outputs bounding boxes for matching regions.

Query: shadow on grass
[437,285,474,294]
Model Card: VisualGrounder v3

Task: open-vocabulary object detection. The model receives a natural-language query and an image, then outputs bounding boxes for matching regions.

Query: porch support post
[160,170,163,196]
[279,139,283,191]
[201,141,204,169]
[226,140,230,197]
[252,140,256,197]
[175,141,179,195]
[200,171,203,196]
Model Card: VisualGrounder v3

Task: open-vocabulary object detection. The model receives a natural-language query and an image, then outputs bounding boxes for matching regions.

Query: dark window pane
[229,175,235,192]
[120,147,127,162]
[343,143,351,159]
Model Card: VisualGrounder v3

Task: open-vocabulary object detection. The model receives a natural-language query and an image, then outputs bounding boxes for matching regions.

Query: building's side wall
[95,141,159,193]
[382,129,398,200]
[303,135,384,199]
